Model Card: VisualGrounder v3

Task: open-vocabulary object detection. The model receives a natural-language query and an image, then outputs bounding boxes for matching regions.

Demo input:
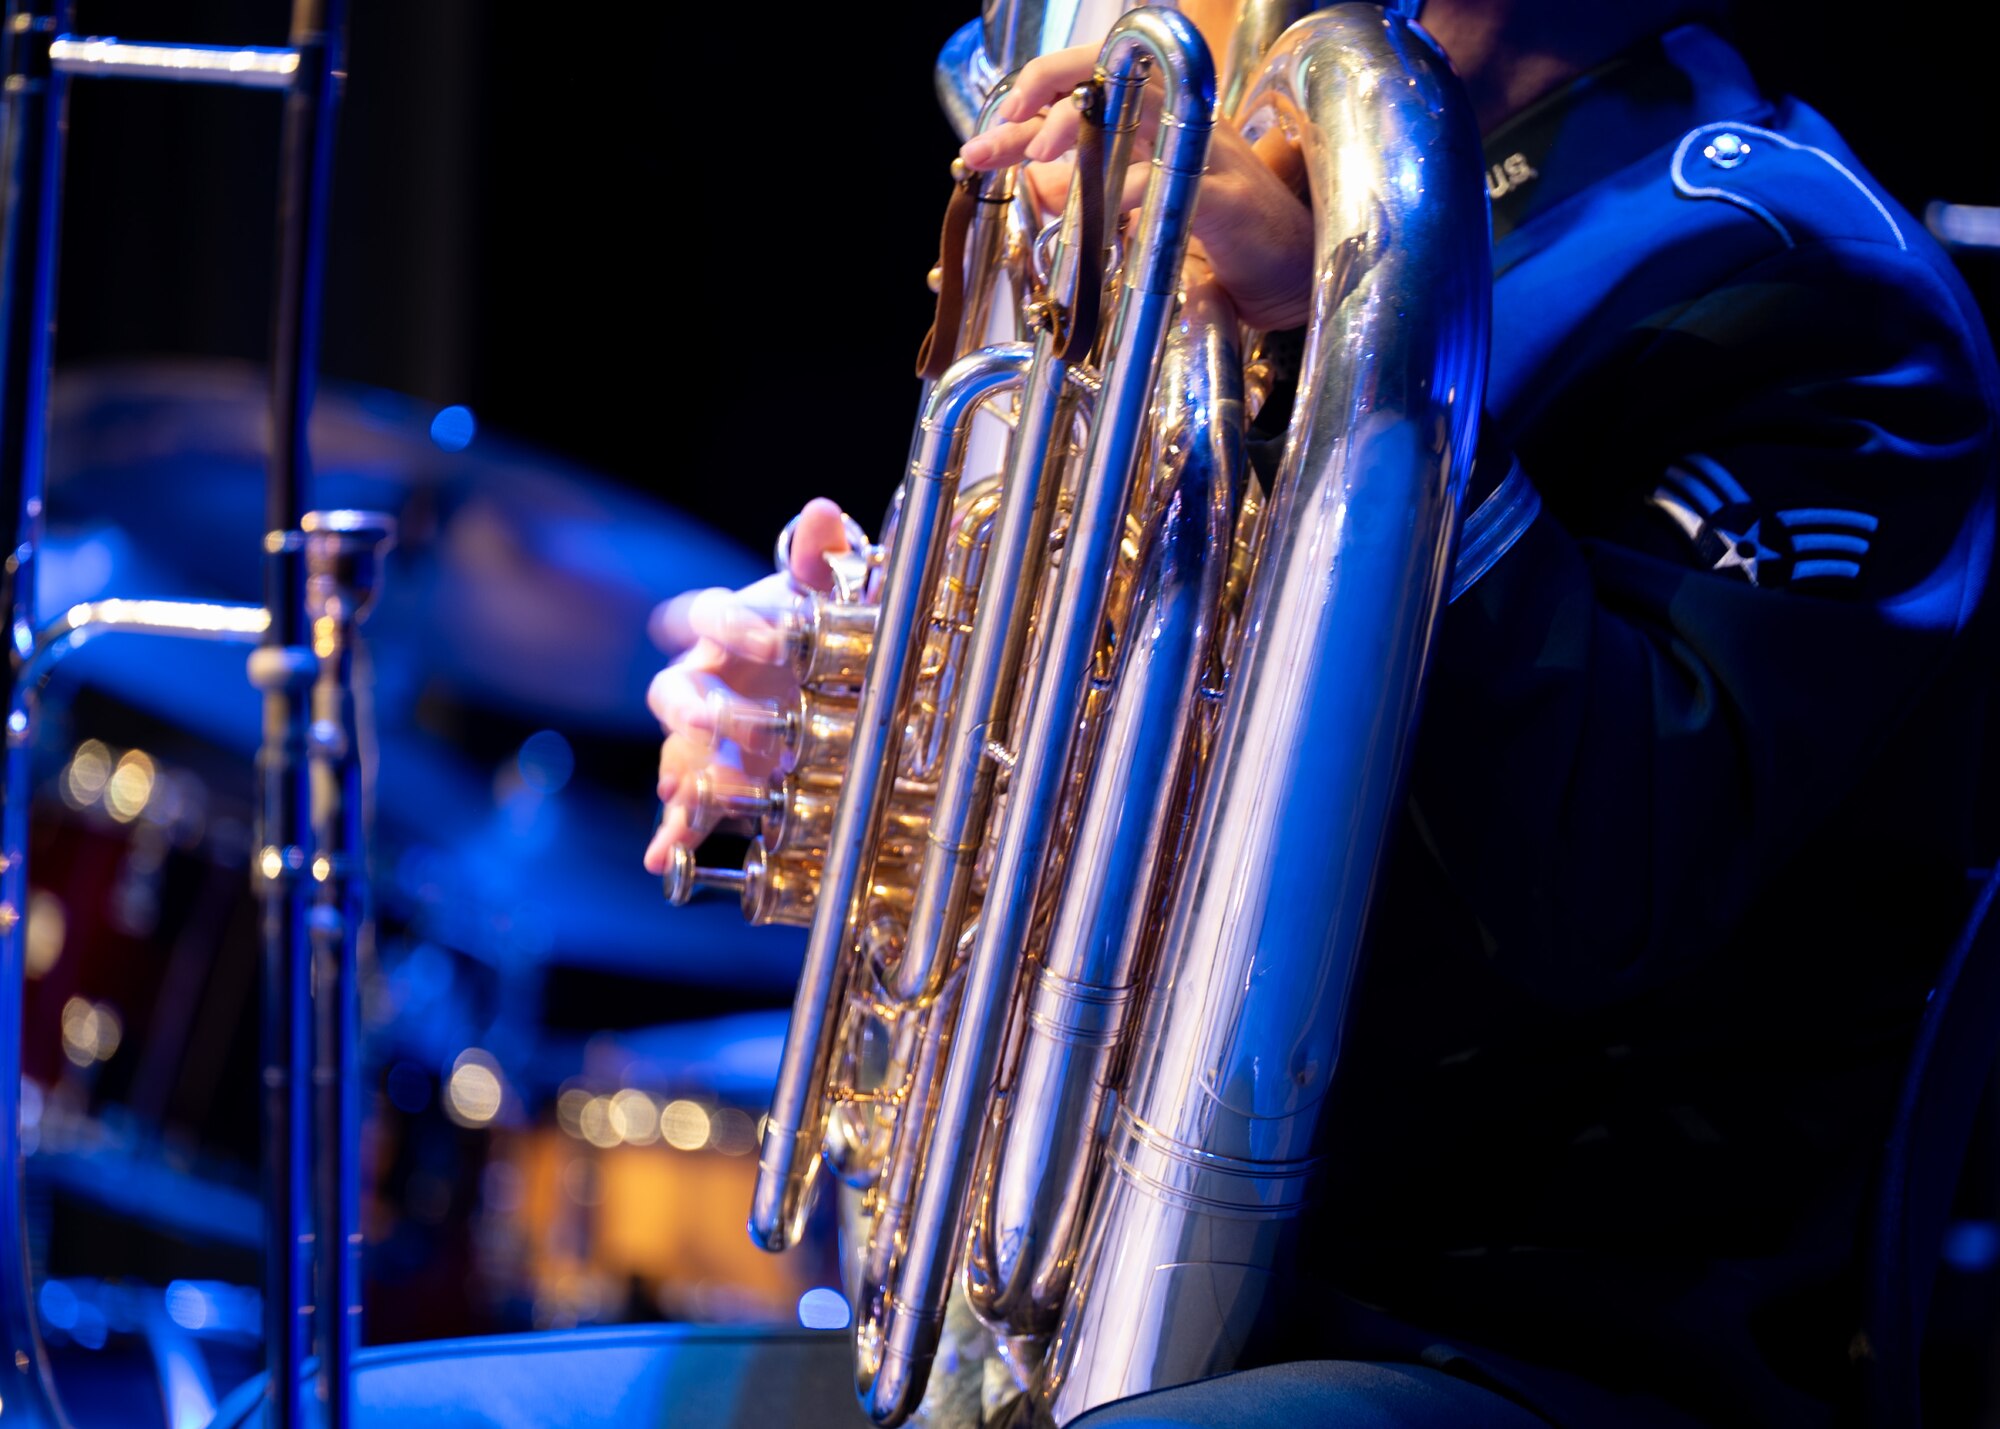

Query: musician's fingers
[960,114,1047,172]
[1117,160,1149,214]
[643,819,675,875]
[651,591,703,654]
[648,649,721,728]
[1019,156,1150,223]
[648,661,684,732]
[787,497,851,593]
[657,732,707,805]
[1187,120,1315,330]
[1023,159,1071,218]
[643,804,692,874]
[650,731,742,857]
[654,566,801,661]
[1036,51,1169,159]
[1251,123,1304,190]
[996,44,1099,123]
[682,585,790,664]
[651,665,723,743]
[1024,101,1084,163]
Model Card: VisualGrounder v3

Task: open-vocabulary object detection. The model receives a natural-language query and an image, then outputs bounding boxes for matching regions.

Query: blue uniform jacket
[1287,24,2000,1428]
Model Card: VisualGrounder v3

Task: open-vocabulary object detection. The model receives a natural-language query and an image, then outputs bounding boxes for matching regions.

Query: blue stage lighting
[430,404,477,451]
[38,1279,77,1331]
[1943,1219,2000,1273]
[518,729,575,793]
[798,1287,851,1330]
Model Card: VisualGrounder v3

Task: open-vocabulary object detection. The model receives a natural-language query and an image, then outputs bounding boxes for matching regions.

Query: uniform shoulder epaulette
[1669,120,1909,253]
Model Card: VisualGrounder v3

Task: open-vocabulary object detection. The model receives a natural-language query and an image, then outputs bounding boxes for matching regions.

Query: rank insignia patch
[1650,455,1875,589]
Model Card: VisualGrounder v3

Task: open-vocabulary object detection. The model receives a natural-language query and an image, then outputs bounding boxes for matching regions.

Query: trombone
[0,4,388,1428]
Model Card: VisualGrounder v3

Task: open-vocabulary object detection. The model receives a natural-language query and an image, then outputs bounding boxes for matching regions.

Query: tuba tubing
[857,11,1217,1424]
[1039,7,1491,1418]
[750,343,1035,1253]
[963,272,1245,1342]
[880,211,1096,1009]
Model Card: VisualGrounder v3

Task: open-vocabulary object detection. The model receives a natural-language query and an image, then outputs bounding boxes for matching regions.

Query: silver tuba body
[662,2,1489,1422]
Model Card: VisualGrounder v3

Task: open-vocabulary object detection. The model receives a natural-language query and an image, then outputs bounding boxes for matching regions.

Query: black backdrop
[47,1,2000,565]
[55,0,964,557]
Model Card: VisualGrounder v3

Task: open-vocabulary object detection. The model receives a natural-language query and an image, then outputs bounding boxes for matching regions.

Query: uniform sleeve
[1411,236,1999,1005]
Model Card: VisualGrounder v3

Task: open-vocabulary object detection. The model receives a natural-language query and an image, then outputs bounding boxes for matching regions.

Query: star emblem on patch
[1694,507,1788,587]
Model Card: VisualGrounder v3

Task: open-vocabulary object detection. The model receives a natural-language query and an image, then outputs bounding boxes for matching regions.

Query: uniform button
[1703,132,1750,169]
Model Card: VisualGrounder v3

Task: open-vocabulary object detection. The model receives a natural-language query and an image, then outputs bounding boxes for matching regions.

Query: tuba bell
[662,1,1490,1422]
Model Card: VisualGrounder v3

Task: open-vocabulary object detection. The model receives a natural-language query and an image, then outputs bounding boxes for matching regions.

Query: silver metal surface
[0,7,355,1427]
[1040,7,1490,1420]
[21,598,268,683]
[1216,0,1315,121]
[750,345,1034,1254]
[898,476,1005,786]
[49,36,301,89]
[1450,457,1540,602]
[851,217,1087,1429]
[302,510,396,1429]
[861,12,1216,1423]
[964,274,1243,1342]
[2,10,86,1420]
[880,133,1097,1010]
[981,0,1129,85]
[1928,200,2000,250]
[958,85,1023,371]
[936,18,998,143]
[1703,130,1749,169]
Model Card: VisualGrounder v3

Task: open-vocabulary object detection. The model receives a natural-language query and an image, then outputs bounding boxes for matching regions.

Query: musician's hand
[957,45,1313,331]
[641,498,851,875]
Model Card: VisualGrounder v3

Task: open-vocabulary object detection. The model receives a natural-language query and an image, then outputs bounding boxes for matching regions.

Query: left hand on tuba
[957,43,1316,331]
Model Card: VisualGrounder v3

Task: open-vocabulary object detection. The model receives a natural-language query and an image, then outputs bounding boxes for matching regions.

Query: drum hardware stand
[305,509,394,1429]
[0,3,386,1427]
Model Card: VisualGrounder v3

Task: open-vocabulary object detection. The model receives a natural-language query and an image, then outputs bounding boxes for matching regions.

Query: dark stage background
[58,0,970,547]
[54,2,2000,550]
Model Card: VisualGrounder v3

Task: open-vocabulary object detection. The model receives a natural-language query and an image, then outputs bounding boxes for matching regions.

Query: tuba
[662,1,1490,1422]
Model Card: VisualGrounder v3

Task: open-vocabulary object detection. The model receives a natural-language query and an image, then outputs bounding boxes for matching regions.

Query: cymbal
[38,358,801,986]
[46,357,764,733]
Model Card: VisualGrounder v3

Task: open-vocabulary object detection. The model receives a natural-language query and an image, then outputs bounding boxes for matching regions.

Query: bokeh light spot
[64,740,110,807]
[610,1088,659,1145]
[659,1099,710,1151]
[579,1096,619,1149]
[446,1052,503,1125]
[24,890,64,979]
[1944,1219,2000,1273]
[518,730,574,793]
[430,404,477,451]
[556,1087,591,1137]
[104,749,155,822]
[798,1287,851,1330]
[708,1107,757,1156]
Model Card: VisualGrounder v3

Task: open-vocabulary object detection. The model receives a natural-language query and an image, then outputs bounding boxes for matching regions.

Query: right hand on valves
[642,498,853,875]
